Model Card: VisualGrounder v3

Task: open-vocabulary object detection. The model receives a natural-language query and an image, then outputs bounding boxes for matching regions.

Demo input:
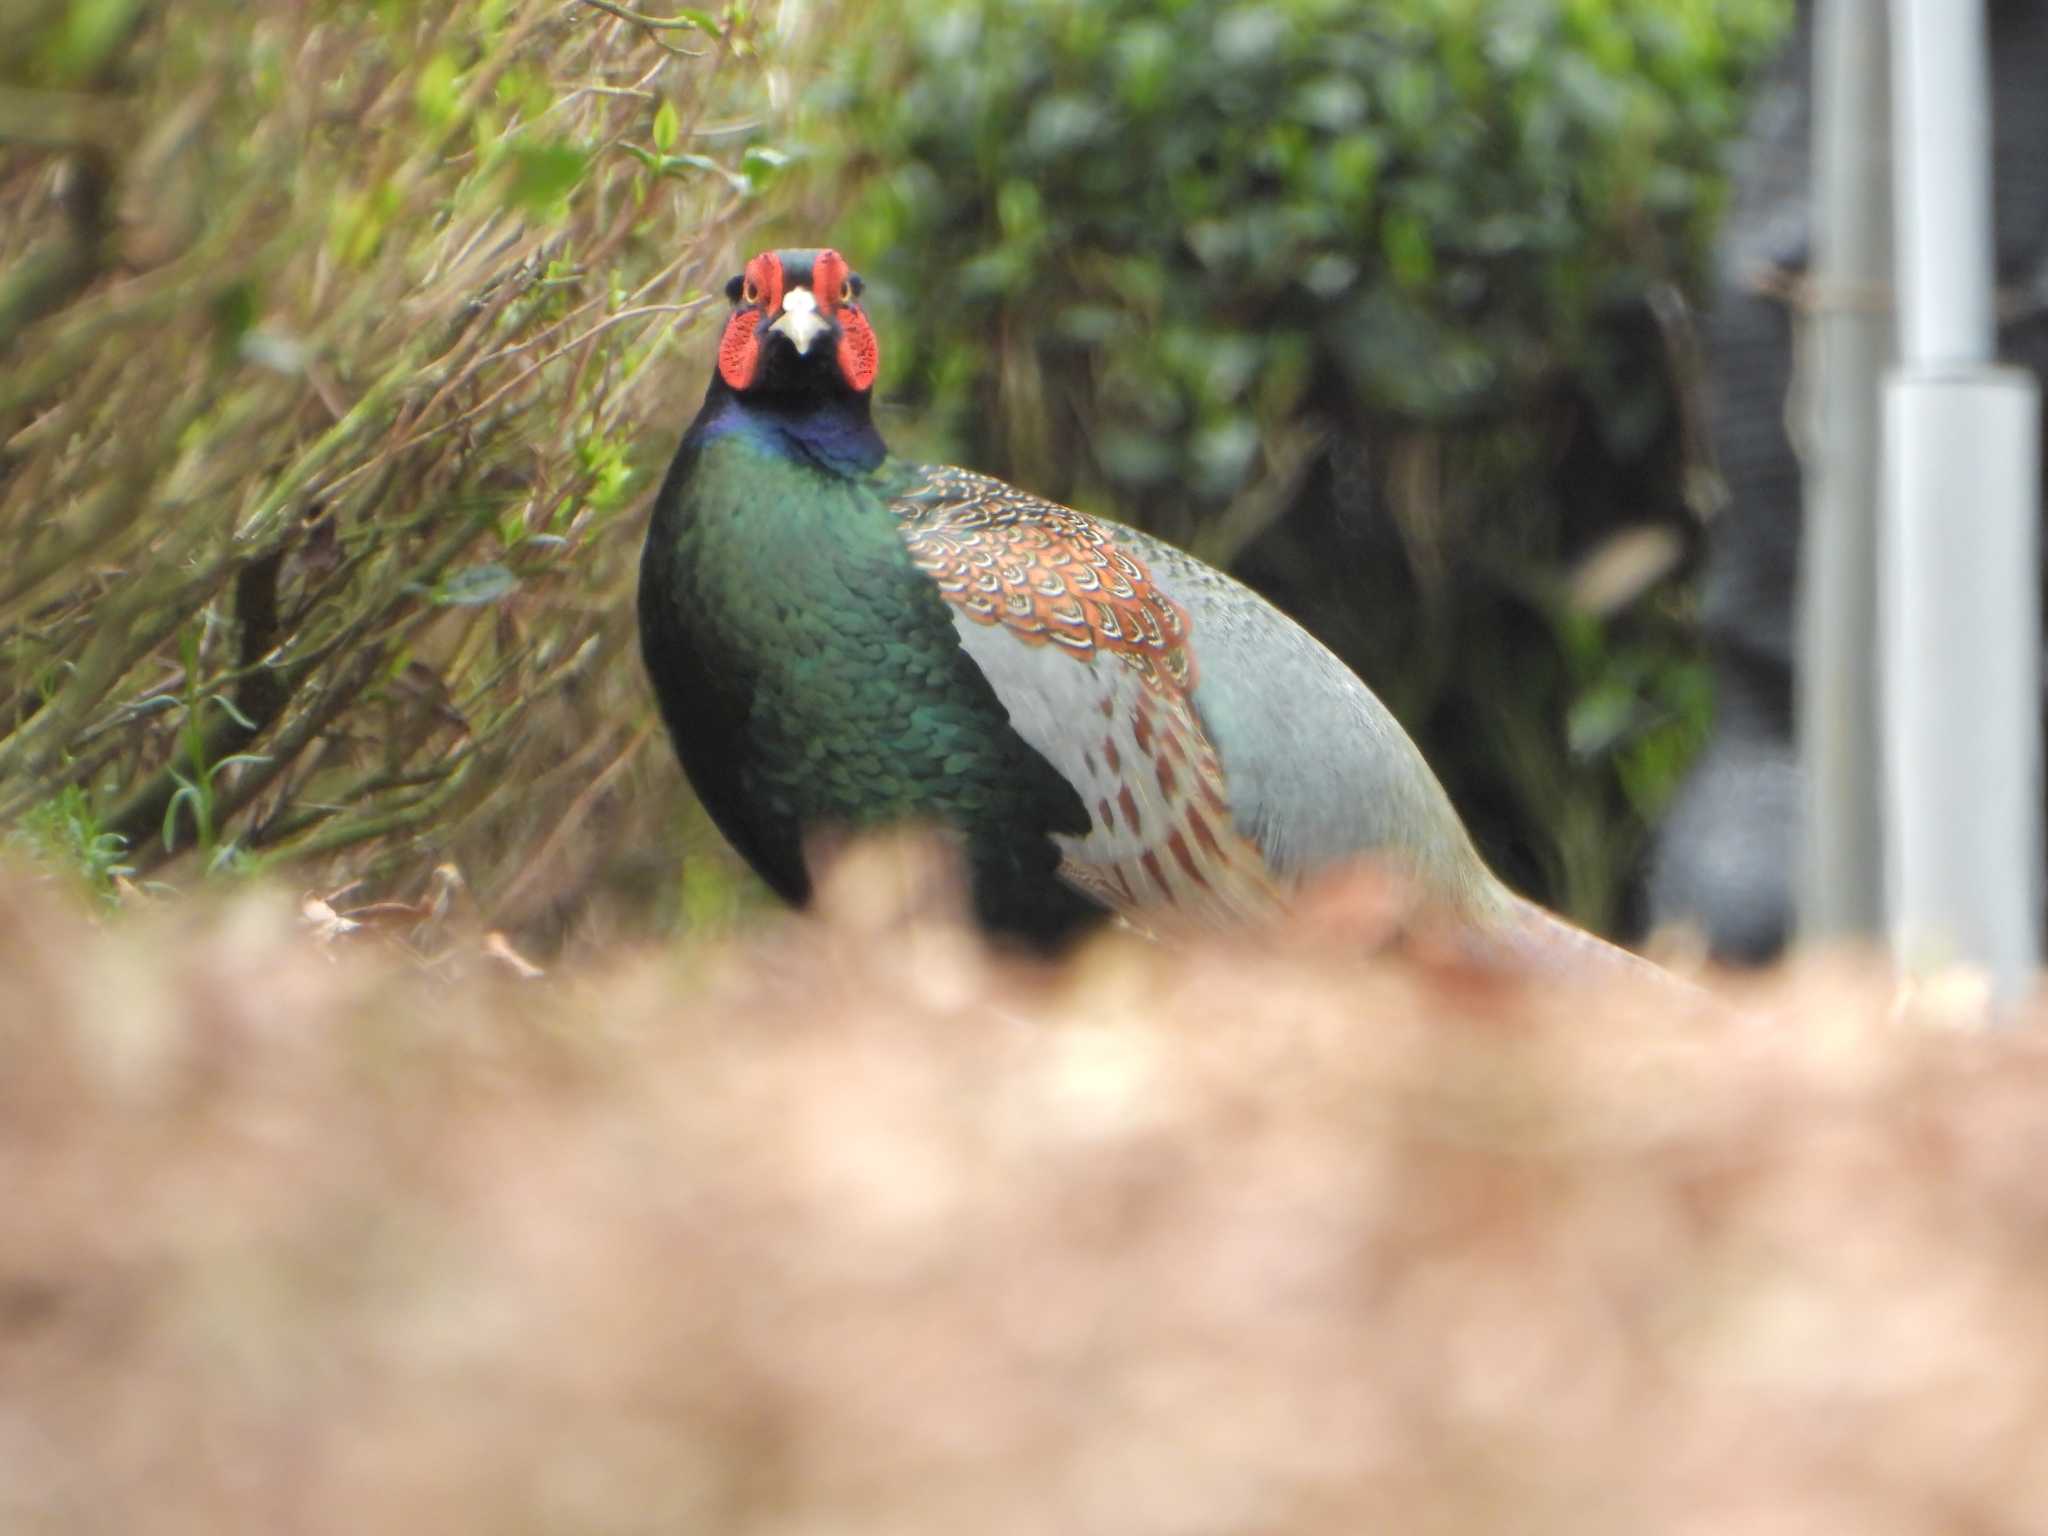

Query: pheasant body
[640,391,1101,943]
[641,247,1658,976]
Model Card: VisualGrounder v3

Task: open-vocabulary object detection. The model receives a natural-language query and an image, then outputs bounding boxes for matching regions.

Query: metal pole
[1798,0,1891,940]
[1883,0,2042,997]
[1889,0,1996,366]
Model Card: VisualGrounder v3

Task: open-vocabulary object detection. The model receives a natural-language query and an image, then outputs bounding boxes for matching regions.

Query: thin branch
[315,299,712,500]
[573,0,709,56]
[492,722,653,915]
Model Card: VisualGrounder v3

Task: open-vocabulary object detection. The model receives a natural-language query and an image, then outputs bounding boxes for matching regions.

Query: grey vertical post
[1883,0,2042,997]
[1799,0,1892,940]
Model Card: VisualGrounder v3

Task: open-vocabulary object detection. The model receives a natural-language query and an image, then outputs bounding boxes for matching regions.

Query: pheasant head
[716,248,880,399]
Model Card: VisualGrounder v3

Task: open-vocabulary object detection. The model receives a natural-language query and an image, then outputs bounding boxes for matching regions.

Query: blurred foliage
[814,0,1789,931]
[0,0,798,946]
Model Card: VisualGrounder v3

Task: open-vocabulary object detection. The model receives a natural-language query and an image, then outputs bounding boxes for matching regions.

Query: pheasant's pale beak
[768,286,831,355]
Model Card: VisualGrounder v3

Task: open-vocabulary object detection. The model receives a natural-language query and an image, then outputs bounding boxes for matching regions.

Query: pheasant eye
[743,277,761,304]
[838,279,854,305]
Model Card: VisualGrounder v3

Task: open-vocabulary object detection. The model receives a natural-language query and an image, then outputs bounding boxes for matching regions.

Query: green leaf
[209,692,259,731]
[330,181,402,267]
[652,98,680,152]
[652,151,749,194]
[434,564,521,606]
[667,7,724,40]
[210,279,260,354]
[416,50,462,127]
[163,777,198,852]
[1381,206,1435,289]
[1567,680,1637,760]
[740,145,790,189]
[503,139,589,213]
[47,0,141,81]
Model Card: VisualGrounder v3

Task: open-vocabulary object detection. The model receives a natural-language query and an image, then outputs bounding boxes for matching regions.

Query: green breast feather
[641,428,1095,940]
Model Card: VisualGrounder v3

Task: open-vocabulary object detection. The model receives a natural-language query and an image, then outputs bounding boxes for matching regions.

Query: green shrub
[813,0,1787,929]
[0,0,799,941]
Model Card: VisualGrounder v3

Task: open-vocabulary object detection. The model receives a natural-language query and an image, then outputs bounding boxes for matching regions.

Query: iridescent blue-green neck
[684,374,887,478]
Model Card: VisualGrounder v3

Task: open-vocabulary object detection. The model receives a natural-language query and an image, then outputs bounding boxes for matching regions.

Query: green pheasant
[640,247,1658,973]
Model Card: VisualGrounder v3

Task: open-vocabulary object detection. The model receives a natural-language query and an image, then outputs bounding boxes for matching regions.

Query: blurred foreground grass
[5,850,2048,1531]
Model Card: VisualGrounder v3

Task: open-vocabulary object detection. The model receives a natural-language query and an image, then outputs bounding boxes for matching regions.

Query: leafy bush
[0,0,798,942]
[814,0,1788,929]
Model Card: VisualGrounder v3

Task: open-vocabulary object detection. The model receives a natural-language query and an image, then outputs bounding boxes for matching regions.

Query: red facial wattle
[716,251,784,390]
[716,248,879,394]
[809,248,879,393]
[716,308,762,390]
[834,306,879,393]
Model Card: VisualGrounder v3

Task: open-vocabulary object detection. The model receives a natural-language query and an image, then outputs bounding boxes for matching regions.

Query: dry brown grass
[5,850,2048,1532]
[2,1,798,948]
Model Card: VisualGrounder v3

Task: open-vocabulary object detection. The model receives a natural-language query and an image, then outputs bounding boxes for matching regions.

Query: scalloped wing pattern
[892,465,1284,927]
